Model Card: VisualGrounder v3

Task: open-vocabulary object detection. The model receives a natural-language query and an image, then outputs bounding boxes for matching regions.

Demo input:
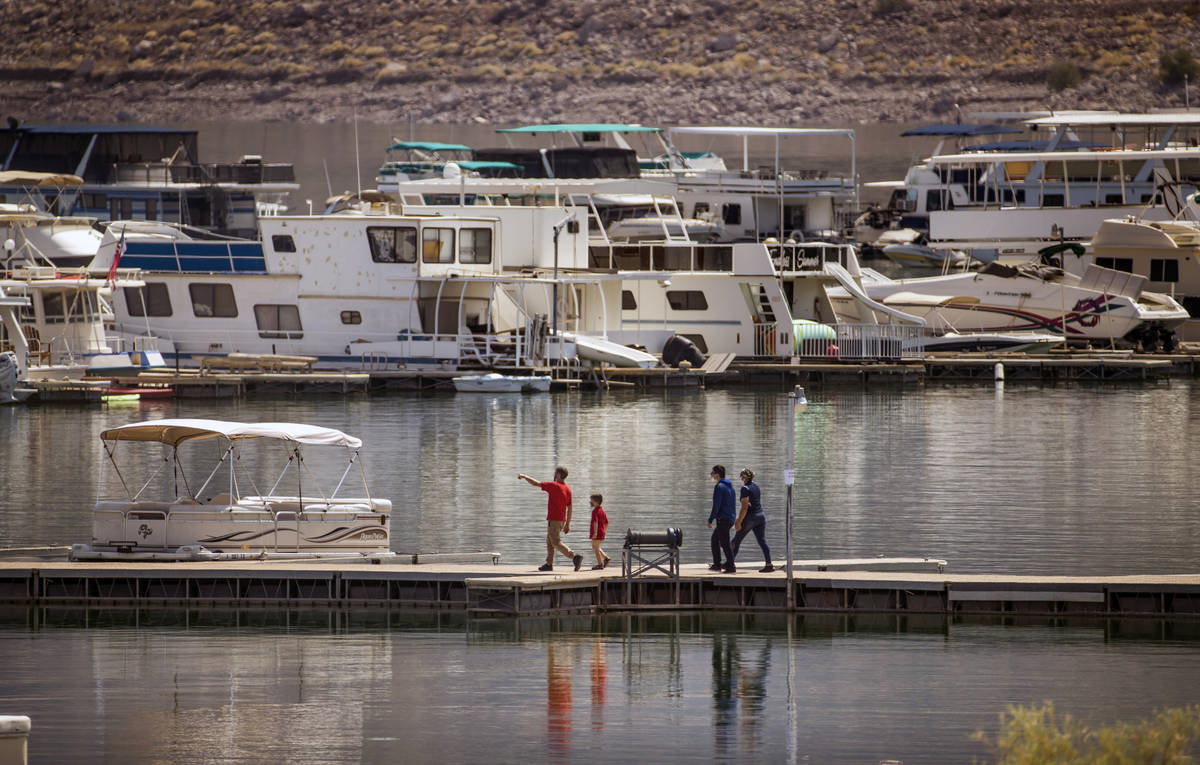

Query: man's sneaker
[759,564,776,573]
[591,564,604,570]
[537,563,553,572]
[573,554,584,571]
[708,563,723,571]
[723,565,737,574]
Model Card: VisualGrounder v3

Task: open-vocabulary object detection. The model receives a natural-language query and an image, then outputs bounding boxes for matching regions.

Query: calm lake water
[3,382,1200,762]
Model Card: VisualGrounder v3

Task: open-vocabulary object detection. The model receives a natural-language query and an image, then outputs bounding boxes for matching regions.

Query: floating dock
[3,559,1199,620]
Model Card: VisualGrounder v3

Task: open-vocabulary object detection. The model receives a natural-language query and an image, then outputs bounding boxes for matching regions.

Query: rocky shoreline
[1,0,1197,126]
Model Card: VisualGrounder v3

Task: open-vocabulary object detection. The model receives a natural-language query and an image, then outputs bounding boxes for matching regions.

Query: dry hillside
[2,0,1199,125]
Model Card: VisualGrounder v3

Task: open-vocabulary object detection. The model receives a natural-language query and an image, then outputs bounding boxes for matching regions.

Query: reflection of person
[547,642,572,755]
[588,493,611,570]
[520,467,584,572]
[732,468,775,573]
[707,464,737,573]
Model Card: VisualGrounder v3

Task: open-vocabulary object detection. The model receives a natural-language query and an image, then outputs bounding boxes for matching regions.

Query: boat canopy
[668,126,855,138]
[386,141,472,153]
[970,139,1100,152]
[497,123,662,134]
[0,170,84,187]
[100,418,362,448]
[900,124,1023,137]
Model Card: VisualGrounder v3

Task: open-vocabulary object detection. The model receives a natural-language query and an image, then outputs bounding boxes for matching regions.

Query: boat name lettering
[359,530,387,541]
[991,291,1029,298]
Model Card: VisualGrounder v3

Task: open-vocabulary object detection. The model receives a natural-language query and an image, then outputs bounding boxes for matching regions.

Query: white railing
[760,321,925,361]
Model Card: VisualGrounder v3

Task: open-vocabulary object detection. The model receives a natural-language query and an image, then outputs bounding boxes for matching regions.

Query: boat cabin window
[1150,259,1180,282]
[1104,193,1125,205]
[722,203,741,225]
[693,202,710,217]
[254,304,303,338]
[340,310,362,325]
[681,333,708,353]
[123,283,173,317]
[422,227,455,264]
[42,290,98,324]
[272,234,296,253]
[145,198,157,221]
[1043,194,1065,207]
[666,290,708,311]
[925,190,942,212]
[368,226,417,263]
[189,283,238,317]
[621,290,637,310]
[459,228,493,264]
[82,193,106,210]
[1095,257,1133,273]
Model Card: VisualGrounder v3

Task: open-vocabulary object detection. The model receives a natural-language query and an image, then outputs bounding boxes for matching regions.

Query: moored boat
[71,418,392,561]
[452,372,551,392]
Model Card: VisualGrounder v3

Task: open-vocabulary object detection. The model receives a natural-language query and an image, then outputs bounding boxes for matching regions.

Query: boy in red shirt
[588,493,611,570]
[519,467,584,572]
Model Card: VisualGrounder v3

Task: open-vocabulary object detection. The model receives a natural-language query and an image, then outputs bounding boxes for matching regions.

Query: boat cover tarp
[101,418,362,448]
[497,123,661,134]
[899,124,1023,137]
[0,170,84,187]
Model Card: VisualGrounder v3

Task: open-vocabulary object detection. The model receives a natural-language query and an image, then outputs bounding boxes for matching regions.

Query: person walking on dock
[707,465,737,573]
[732,467,775,573]
[588,493,611,570]
[520,467,584,572]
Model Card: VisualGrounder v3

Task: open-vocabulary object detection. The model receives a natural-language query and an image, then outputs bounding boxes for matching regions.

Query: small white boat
[452,372,551,393]
[882,242,972,270]
[906,331,1065,353]
[71,418,392,561]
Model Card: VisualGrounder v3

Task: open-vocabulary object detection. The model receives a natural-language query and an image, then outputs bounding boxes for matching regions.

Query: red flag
[106,229,125,284]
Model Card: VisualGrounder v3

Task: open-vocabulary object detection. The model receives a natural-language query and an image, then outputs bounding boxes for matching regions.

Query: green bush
[1047,60,1082,91]
[1160,47,1200,86]
[974,702,1200,764]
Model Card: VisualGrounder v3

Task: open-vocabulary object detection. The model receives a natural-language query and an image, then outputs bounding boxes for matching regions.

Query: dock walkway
[3,559,1199,619]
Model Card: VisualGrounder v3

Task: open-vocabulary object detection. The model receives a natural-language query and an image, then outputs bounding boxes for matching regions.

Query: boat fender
[826,343,839,360]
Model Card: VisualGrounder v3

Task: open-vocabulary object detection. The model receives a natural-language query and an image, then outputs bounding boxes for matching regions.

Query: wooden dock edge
[3,563,1200,620]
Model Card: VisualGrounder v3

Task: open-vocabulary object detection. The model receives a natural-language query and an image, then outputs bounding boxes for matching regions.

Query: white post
[785,385,807,609]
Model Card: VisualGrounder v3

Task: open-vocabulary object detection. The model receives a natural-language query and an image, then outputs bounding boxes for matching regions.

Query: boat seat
[174,497,201,505]
[207,492,232,506]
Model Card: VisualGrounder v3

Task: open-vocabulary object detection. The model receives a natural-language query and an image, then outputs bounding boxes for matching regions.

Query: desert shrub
[974,703,1200,764]
[189,0,214,12]
[319,41,352,60]
[1047,60,1082,91]
[1160,47,1200,86]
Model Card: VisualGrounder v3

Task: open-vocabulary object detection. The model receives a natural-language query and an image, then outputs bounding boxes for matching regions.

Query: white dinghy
[71,418,392,561]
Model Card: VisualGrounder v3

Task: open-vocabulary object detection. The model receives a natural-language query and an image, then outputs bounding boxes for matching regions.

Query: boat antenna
[323,158,333,198]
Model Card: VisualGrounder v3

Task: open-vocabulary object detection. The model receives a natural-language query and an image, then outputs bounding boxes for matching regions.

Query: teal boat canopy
[386,141,473,152]
[457,160,522,171]
[496,123,662,134]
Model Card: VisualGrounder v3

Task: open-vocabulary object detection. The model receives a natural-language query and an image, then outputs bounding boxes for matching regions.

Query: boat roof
[668,126,854,137]
[100,418,362,448]
[0,170,84,187]
[900,124,1023,137]
[496,123,662,134]
[386,141,472,152]
[930,147,1200,164]
[1026,113,1200,127]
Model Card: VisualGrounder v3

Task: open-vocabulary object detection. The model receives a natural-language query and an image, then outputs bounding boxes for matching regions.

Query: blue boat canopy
[969,139,1101,152]
[496,123,662,134]
[900,124,1023,137]
[457,160,521,171]
[386,141,473,152]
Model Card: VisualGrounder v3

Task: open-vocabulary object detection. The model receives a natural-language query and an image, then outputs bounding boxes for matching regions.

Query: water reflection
[4,608,1200,764]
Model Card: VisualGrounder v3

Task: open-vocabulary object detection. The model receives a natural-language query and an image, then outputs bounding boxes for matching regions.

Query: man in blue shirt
[707,464,737,573]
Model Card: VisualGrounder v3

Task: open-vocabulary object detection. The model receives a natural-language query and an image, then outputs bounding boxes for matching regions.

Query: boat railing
[827,323,925,361]
[588,243,734,272]
[109,162,297,187]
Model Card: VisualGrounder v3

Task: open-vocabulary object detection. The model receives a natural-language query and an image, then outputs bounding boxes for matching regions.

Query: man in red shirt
[520,466,584,572]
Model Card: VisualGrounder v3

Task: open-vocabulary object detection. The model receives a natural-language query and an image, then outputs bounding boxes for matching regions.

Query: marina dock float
[3,559,1200,620]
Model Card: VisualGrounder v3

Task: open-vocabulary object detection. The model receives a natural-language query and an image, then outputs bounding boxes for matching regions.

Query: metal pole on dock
[785,385,806,609]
